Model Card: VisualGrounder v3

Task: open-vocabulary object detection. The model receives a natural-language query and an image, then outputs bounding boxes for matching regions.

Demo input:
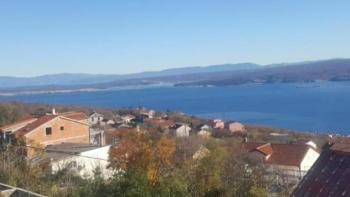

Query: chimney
[52,108,56,115]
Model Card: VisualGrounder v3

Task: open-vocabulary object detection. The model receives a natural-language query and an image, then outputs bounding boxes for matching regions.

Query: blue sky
[1,1,350,77]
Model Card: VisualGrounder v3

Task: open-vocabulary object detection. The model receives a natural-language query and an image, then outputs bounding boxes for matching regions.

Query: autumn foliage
[109,129,176,186]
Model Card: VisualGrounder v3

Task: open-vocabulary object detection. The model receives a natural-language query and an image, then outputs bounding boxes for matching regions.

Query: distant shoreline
[0,80,348,96]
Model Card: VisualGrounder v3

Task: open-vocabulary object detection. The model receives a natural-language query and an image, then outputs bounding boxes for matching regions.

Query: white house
[197,124,212,138]
[139,108,156,118]
[199,124,211,131]
[89,112,104,125]
[171,124,191,137]
[120,115,135,123]
[100,119,116,126]
[242,141,320,182]
[46,143,114,179]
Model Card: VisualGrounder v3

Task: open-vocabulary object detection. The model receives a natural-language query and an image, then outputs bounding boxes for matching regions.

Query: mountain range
[0,63,259,89]
[1,59,350,94]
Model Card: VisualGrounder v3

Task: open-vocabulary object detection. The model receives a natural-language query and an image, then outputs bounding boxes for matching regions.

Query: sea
[1,81,350,134]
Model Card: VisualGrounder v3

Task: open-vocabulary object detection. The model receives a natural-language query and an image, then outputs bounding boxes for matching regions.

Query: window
[60,126,64,131]
[45,127,52,135]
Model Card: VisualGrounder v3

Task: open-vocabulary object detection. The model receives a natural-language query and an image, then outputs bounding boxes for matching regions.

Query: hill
[177,59,350,86]
[0,63,259,89]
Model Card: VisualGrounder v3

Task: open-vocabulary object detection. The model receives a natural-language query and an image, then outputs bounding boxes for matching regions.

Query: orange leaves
[109,129,176,186]
[155,135,176,166]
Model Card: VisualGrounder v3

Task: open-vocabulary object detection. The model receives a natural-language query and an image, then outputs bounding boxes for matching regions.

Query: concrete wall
[175,125,191,137]
[51,145,114,179]
[25,117,89,147]
[300,148,320,171]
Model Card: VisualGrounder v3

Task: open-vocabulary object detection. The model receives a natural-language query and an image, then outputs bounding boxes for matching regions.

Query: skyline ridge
[1,57,347,78]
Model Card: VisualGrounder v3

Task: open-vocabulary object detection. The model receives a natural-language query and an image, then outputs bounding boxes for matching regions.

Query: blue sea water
[1,81,350,134]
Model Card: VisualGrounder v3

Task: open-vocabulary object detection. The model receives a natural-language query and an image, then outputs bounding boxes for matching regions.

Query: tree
[188,139,227,196]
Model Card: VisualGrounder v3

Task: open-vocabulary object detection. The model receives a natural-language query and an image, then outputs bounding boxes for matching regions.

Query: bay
[1,81,349,134]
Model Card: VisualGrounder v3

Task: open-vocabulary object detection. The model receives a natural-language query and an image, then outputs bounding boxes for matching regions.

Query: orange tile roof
[15,115,57,136]
[61,112,88,120]
[8,112,88,136]
[256,143,273,156]
[242,142,311,167]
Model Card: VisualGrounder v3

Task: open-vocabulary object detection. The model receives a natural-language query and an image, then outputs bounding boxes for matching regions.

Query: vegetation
[0,101,347,196]
[0,132,270,196]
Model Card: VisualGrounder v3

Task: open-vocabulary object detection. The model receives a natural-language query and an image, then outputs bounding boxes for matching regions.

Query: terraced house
[0,109,89,155]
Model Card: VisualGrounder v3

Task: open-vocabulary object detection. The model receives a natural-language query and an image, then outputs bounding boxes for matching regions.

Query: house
[138,108,156,119]
[45,143,114,179]
[198,124,211,131]
[292,143,350,197]
[89,126,105,145]
[100,119,115,126]
[0,109,89,154]
[209,119,225,129]
[88,112,104,125]
[197,124,212,138]
[226,121,245,133]
[120,114,136,123]
[171,123,191,137]
[241,141,320,181]
[0,182,45,197]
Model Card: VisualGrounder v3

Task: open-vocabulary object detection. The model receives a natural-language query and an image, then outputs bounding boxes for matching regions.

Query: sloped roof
[46,143,100,154]
[292,143,350,197]
[242,142,312,167]
[15,115,57,136]
[7,112,88,136]
[44,143,104,161]
[89,112,103,117]
[256,143,273,156]
[0,116,37,131]
[61,112,88,120]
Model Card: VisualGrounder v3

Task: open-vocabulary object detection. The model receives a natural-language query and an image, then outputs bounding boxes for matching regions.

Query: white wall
[300,148,320,171]
[176,125,191,137]
[51,145,114,179]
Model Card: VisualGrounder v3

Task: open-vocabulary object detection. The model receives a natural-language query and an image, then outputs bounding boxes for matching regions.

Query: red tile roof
[5,112,88,136]
[242,142,311,167]
[15,115,57,136]
[256,143,273,156]
[292,143,350,197]
[61,112,88,120]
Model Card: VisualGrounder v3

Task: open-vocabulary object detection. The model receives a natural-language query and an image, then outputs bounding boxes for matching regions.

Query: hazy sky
[1,1,350,77]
